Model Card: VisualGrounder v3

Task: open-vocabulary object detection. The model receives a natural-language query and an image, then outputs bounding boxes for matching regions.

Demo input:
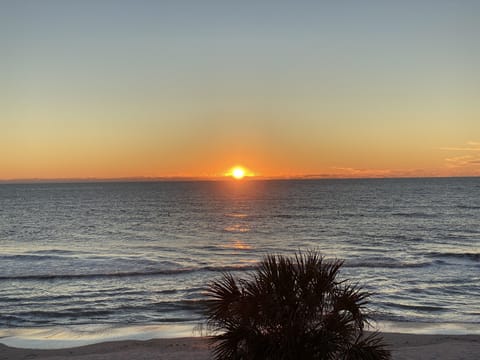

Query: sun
[226,165,253,180]
[232,167,245,180]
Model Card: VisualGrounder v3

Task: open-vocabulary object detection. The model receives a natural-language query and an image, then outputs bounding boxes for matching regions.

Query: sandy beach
[1,333,479,360]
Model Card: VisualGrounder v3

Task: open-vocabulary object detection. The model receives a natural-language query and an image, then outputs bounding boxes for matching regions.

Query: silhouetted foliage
[204,251,391,360]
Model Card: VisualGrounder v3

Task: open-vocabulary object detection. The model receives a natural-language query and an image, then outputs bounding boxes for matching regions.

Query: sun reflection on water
[224,213,248,218]
[223,224,250,233]
[220,240,253,250]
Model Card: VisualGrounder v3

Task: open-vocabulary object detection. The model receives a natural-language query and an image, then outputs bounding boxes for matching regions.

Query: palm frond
[343,332,391,360]
[203,250,391,360]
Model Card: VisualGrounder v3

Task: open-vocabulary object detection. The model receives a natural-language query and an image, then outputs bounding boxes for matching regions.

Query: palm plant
[204,251,390,360]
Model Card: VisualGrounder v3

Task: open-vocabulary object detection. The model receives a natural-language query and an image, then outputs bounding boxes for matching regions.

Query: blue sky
[1,1,479,179]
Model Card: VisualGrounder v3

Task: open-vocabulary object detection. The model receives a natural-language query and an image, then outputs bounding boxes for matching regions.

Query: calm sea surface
[1,178,479,333]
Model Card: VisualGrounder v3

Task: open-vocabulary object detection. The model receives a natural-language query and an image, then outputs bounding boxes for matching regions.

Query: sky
[1,0,479,180]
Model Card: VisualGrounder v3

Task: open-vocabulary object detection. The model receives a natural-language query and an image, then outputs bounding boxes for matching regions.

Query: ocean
[1,178,479,341]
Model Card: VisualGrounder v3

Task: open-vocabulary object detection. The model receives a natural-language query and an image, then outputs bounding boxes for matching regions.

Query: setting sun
[225,166,254,180]
[232,167,245,180]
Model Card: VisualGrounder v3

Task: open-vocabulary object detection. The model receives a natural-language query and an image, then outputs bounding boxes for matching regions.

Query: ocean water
[0,178,479,337]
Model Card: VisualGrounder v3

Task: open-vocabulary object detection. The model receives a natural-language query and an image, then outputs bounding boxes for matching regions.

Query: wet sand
[1,333,480,360]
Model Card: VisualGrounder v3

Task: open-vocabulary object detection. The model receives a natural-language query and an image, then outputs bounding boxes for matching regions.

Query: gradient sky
[2,0,479,180]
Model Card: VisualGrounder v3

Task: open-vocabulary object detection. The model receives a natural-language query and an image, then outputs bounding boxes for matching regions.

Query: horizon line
[0,174,479,184]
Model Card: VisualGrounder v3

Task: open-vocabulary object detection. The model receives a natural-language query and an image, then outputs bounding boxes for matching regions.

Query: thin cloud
[333,167,446,177]
[441,141,480,170]
[440,147,480,152]
[330,167,395,178]
[445,155,480,168]
[440,141,480,152]
[297,168,394,179]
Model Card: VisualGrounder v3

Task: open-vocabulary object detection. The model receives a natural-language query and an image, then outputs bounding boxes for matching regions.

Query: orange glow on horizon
[2,143,480,181]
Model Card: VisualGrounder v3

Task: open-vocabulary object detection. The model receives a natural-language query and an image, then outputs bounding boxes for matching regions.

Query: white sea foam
[0,324,196,349]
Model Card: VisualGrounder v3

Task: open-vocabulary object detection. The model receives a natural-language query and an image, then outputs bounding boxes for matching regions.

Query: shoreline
[2,321,480,350]
[1,333,480,360]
